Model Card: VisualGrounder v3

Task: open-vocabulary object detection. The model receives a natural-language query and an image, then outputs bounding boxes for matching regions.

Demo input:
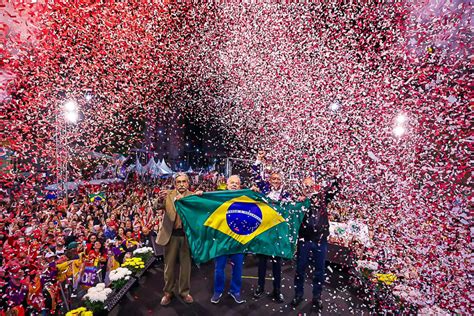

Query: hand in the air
[250,185,261,193]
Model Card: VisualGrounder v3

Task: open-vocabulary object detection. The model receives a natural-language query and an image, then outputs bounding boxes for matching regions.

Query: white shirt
[267,188,282,201]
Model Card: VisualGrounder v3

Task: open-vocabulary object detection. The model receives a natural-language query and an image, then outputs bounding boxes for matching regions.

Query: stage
[110,255,368,315]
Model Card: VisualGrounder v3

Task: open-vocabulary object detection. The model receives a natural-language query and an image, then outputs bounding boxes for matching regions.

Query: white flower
[393,284,426,306]
[83,283,112,303]
[133,247,153,255]
[109,267,133,281]
[357,260,379,271]
[95,283,106,291]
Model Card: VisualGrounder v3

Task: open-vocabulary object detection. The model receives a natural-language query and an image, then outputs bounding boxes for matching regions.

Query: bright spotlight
[85,94,93,101]
[65,111,79,123]
[393,125,405,137]
[330,101,340,111]
[396,114,407,124]
[64,100,78,112]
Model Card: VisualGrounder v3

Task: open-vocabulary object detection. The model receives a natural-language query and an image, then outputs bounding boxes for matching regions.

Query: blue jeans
[294,240,328,298]
[214,254,244,295]
[257,255,282,291]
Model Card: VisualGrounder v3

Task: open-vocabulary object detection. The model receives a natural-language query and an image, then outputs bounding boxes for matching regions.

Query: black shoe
[272,290,284,303]
[253,287,264,299]
[312,297,323,310]
[290,296,304,307]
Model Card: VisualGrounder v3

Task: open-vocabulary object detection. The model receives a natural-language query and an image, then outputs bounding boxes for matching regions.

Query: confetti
[0,2,471,314]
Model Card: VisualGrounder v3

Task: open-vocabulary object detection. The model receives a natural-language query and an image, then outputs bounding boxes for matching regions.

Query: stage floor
[110,255,368,315]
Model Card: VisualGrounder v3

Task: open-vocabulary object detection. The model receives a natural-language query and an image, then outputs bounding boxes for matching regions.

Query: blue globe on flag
[226,202,262,235]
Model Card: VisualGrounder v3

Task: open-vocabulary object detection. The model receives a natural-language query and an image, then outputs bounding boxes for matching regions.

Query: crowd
[0,178,170,315]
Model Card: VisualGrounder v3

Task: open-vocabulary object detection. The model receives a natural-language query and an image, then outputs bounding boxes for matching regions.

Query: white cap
[45,252,56,259]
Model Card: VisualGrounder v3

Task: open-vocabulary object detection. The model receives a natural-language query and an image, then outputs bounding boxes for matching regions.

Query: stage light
[85,93,93,101]
[64,100,78,112]
[393,125,405,137]
[396,113,407,124]
[65,111,79,123]
[330,101,340,111]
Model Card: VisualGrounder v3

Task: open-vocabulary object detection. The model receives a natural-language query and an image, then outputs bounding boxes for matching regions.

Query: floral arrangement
[65,307,93,316]
[375,273,398,285]
[122,257,145,274]
[109,267,133,290]
[356,260,378,279]
[357,260,379,271]
[132,246,153,262]
[83,283,112,313]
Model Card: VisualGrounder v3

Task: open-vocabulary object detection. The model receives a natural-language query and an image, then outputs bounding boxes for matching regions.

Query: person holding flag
[155,173,202,306]
[251,150,290,303]
[211,175,246,304]
[173,167,307,307]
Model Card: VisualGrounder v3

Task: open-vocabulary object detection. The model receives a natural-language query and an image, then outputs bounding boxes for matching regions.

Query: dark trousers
[257,255,282,291]
[294,240,328,299]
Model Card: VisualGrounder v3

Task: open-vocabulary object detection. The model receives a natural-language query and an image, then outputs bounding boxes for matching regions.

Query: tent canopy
[159,159,174,174]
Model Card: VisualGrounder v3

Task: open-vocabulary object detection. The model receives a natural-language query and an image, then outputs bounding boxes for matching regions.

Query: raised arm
[251,152,271,195]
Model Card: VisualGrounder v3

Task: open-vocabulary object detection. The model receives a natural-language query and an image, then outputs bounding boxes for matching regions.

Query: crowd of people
[0,177,170,315]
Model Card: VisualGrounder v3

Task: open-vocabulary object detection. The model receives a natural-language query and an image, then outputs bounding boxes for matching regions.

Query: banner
[80,266,99,287]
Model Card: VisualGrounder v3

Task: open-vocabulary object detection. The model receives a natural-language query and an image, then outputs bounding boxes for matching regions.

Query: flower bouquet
[374,273,397,286]
[133,246,154,262]
[356,260,379,279]
[65,307,93,316]
[122,257,145,274]
[109,267,133,290]
[83,283,112,314]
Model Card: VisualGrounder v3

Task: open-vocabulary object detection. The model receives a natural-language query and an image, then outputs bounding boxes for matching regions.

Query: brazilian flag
[89,192,106,202]
[175,189,307,264]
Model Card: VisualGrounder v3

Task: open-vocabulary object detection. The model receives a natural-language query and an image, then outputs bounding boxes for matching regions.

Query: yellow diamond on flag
[204,195,285,245]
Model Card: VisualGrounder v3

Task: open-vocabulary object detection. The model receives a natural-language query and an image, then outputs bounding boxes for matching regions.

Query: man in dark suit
[291,175,339,311]
[251,151,290,303]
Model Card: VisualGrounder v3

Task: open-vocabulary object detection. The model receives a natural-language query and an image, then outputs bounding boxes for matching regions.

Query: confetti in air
[0,1,471,314]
